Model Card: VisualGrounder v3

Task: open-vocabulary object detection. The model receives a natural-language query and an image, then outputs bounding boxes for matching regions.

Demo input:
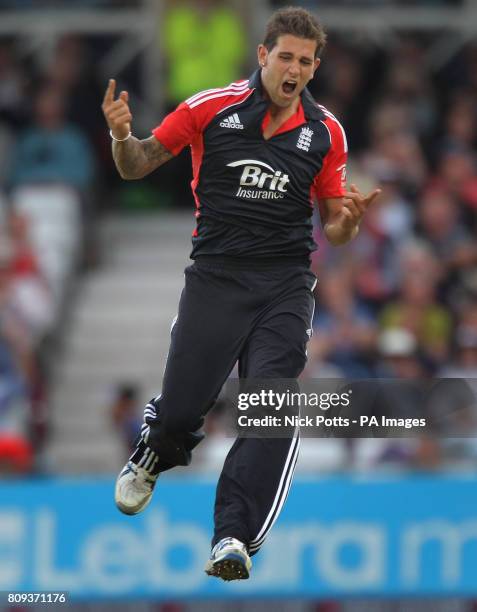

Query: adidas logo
[220,113,244,130]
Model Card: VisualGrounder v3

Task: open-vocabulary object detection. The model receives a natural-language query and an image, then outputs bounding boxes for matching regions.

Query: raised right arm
[101,79,173,180]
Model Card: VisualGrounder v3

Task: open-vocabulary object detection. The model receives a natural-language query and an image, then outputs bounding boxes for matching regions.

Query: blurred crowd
[0,32,105,474]
[309,35,477,382]
[298,32,477,474]
[0,0,475,477]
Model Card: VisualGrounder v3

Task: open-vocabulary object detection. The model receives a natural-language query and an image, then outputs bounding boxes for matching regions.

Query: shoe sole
[205,553,250,581]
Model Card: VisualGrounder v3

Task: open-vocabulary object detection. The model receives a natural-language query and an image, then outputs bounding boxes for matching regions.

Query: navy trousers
[138,258,316,554]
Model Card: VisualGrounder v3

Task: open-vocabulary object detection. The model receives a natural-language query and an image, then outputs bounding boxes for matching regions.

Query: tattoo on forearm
[142,137,174,167]
[112,135,173,179]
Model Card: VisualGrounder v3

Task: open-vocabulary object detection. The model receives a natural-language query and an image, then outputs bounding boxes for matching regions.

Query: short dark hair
[263,7,327,59]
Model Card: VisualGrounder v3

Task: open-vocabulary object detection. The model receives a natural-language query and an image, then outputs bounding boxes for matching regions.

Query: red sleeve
[312,114,348,200]
[152,102,198,156]
[152,82,253,156]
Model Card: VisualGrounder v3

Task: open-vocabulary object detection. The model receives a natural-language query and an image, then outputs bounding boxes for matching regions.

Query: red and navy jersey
[152,69,347,261]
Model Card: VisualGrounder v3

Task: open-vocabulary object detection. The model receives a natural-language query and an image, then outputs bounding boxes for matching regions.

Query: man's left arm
[313,114,380,246]
[320,185,381,246]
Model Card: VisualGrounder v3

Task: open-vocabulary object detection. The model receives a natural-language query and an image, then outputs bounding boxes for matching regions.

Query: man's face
[258,34,320,109]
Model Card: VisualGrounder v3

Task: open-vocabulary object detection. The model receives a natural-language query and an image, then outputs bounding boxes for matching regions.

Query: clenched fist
[102,79,132,140]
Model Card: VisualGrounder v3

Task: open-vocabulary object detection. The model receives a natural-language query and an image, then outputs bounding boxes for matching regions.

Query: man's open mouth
[282,81,297,94]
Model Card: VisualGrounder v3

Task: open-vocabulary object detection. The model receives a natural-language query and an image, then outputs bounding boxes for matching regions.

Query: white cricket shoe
[205,537,252,581]
[114,461,158,515]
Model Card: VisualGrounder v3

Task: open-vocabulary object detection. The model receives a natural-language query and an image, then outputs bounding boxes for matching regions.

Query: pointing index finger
[103,79,116,105]
[364,188,382,206]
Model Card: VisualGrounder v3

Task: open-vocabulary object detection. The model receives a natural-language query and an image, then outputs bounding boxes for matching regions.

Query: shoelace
[127,463,156,492]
